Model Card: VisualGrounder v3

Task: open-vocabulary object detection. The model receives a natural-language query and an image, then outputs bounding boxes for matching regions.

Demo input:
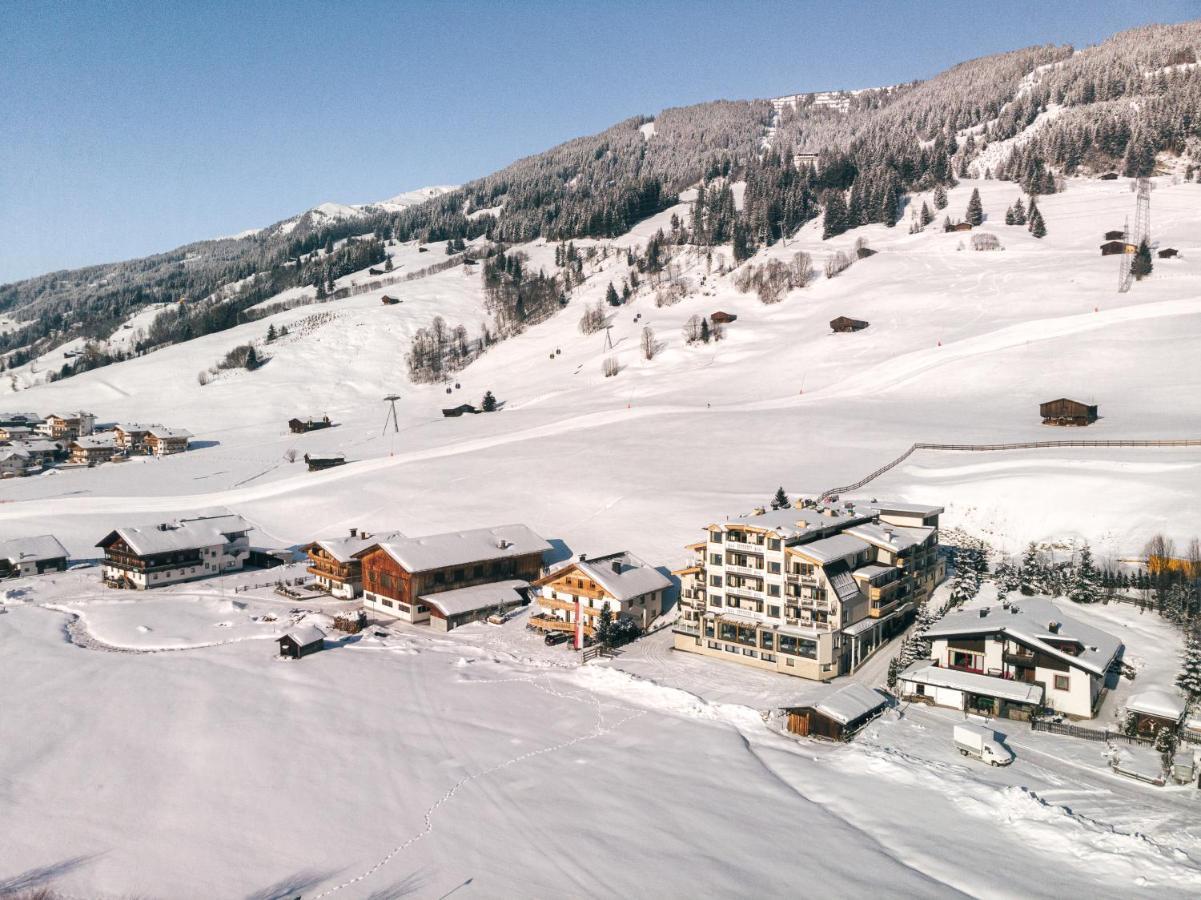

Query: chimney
[611,560,622,574]
[497,538,511,550]
[578,552,588,562]
[1048,621,1061,634]
[350,527,358,538]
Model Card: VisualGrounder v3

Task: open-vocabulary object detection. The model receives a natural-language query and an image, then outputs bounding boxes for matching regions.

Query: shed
[830,316,869,333]
[953,222,973,232]
[0,535,69,577]
[304,453,346,471]
[1126,690,1187,735]
[710,311,738,324]
[441,404,478,418]
[1158,248,1179,259]
[381,295,401,305]
[784,683,888,741]
[1099,172,1120,180]
[277,624,325,659]
[420,579,530,632]
[1100,240,1136,256]
[290,415,333,433]
[1103,229,1126,241]
[1040,398,1097,426]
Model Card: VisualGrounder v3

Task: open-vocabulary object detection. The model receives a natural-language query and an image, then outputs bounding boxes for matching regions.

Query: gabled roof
[790,533,869,565]
[536,551,670,601]
[72,434,116,450]
[419,579,528,617]
[0,534,68,565]
[357,524,549,573]
[306,530,406,563]
[811,683,888,725]
[148,426,192,440]
[1126,690,1187,722]
[114,423,153,434]
[280,624,325,646]
[925,597,1122,676]
[900,661,1045,704]
[845,523,928,553]
[96,513,251,556]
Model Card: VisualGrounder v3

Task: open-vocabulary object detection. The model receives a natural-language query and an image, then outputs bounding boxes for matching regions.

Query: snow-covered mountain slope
[1,177,1199,565]
[258,184,459,237]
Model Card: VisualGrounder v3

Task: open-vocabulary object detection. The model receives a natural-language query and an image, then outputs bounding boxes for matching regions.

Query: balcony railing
[724,562,765,577]
[723,540,766,554]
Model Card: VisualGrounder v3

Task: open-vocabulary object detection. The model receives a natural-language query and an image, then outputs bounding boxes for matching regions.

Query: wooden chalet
[953,222,973,232]
[277,624,325,659]
[0,535,69,578]
[710,311,738,324]
[381,295,401,305]
[1158,248,1179,259]
[830,316,869,333]
[355,524,550,628]
[303,528,404,599]
[1040,398,1097,426]
[304,453,346,471]
[1100,240,1136,256]
[69,434,117,465]
[442,404,478,418]
[41,412,95,441]
[531,551,670,635]
[289,415,333,434]
[96,514,252,589]
[1103,229,1126,241]
[146,426,191,456]
[113,423,151,454]
[783,683,888,741]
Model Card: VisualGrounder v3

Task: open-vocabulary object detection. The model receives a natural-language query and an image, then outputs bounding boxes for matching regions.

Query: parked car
[544,630,571,646]
[954,724,1014,766]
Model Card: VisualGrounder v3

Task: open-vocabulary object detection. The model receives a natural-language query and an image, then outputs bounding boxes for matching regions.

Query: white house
[532,551,671,635]
[0,445,31,478]
[95,513,252,589]
[0,535,69,578]
[912,597,1124,719]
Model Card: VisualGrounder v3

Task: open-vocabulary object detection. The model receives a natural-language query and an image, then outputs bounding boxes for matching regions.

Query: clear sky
[2,0,1198,284]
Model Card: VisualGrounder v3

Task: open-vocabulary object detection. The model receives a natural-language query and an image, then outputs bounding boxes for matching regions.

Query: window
[762,653,775,663]
[434,572,446,585]
[382,598,394,607]
[767,605,780,618]
[767,584,781,598]
[786,658,795,667]
[452,569,463,582]
[417,605,429,613]
[742,648,757,658]
[710,530,723,543]
[768,539,781,551]
[1054,675,1070,691]
[760,632,774,649]
[710,574,723,587]
[710,553,723,566]
[768,561,780,574]
[710,595,722,607]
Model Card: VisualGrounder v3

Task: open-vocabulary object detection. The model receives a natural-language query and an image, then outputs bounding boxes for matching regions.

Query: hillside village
[4,16,1201,899]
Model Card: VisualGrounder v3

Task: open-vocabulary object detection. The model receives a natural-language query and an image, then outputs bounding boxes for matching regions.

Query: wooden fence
[1030,716,1157,747]
[820,439,1201,501]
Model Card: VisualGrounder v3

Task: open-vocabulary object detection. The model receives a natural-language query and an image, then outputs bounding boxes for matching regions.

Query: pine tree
[1012,197,1027,225]
[920,201,933,226]
[1004,205,1015,226]
[1026,198,1039,231]
[1020,543,1041,595]
[245,346,259,370]
[1177,632,1201,701]
[1132,238,1153,279]
[266,323,277,342]
[887,656,899,689]
[771,486,789,510]
[1069,544,1101,604]
[822,192,848,239]
[942,215,953,233]
[700,318,711,343]
[597,601,613,647]
[1029,208,1046,239]
[965,188,984,226]
[481,390,497,412]
[605,282,620,306]
[933,184,948,210]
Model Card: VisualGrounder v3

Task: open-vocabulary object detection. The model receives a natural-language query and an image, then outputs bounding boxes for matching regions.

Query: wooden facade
[830,316,869,333]
[290,416,332,433]
[1158,248,1179,259]
[1100,240,1136,256]
[1040,398,1097,426]
[304,453,345,471]
[953,222,973,232]
[710,311,737,324]
[277,633,324,659]
[381,295,401,305]
[357,545,542,613]
[304,543,360,589]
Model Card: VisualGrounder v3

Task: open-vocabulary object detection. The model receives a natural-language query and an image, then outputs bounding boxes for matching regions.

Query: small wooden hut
[1158,248,1179,259]
[830,316,869,333]
[381,295,401,305]
[304,453,346,471]
[1039,398,1097,426]
[710,311,738,324]
[441,404,478,418]
[290,415,333,434]
[1100,240,1136,256]
[277,624,325,659]
[1103,229,1126,241]
[783,684,888,742]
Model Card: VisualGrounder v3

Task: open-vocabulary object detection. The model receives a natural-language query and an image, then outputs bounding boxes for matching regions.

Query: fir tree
[965,188,984,226]
[822,192,849,239]
[1020,543,1042,595]
[597,601,613,647]
[1026,198,1039,231]
[732,222,753,262]
[1132,238,1153,279]
[942,215,953,232]
[700,318,711,343]
[771,486,789,510]
[1004,205,1015,226]
[887,656,899,690]
[481,390,497,412]
[1177,632,1201,701]
[1069,544,1101,604]
[1012,197,1027,225]
[1029,207,1046,239]
[933,184,948,210]
[920,201,933,226]
[266,323,277,342]
[605,282,620,306]
[245,346,259,370]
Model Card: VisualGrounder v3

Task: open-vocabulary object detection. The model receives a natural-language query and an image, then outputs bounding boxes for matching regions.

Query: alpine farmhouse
[530,551,671,637]
[674,501,945,680]
[96,514,252,589]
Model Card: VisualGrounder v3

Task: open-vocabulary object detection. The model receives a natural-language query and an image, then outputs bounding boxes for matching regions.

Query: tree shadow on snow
[243,867,343,900]
[362,870,430,899]
[0,854,101,895]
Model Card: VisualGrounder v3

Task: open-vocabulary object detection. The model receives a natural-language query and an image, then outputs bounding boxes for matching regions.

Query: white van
[954,724,1014,766]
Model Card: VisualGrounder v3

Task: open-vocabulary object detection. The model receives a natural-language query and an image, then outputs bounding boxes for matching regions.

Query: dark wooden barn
[381,295,401,305]
[710,311,738,324]
[953,222,973,232]
[442,404,478,418]
[1100,240,1136,256]
[278,625,325,659]
[304,453,346,471]
[290,415,333,434]
[1099,172,1120,180]
[1040,398,1098,426]
[783,683,888,742]
[830,316,869,333]
[1158,248,1179,259]
[1103,229,1126,241]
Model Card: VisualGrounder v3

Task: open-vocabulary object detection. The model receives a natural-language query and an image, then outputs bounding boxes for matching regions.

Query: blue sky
[2,0,1198,283]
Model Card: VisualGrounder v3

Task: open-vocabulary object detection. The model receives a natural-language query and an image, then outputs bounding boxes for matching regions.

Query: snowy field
[2,574,1200,898]
[3,176,1201,896]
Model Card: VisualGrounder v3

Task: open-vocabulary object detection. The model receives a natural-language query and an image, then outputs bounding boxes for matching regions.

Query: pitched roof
[308,530,406,563]
[359,524,549,573]
[280,624,326,646]
[419,579,528,617]
[96,514,251,556]
[148,426,191,439]
[538,551,670,601]
[791,533,870,565]
[900,661,1045,704]
[925,597,1123,676]
[1126,690,1187,721]
[72,434,116,450]
[0,534,68,565]
[812,683,888,725]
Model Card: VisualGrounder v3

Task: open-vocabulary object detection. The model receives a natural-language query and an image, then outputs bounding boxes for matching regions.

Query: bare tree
[825,251,852,279]
[682,315,703,344]
[789,251,813,287]
[284,449,298,463]
[641,326,656,360]
[578,301,605,335]
[197,370,209,386]
[603,356,620,377]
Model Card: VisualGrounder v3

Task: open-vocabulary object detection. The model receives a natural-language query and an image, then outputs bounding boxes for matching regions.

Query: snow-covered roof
[791,534,870,564]
[0,446,30,460]
[812,683,888,725]
[845,523,933,553]
[97,514,252,556]
[72,434,116,449]
[0,534,68,565]
[858,501,944,517]
[148,426,192,440]
[419,579,528,617]
[925,597,1123,677]
[115,423,152,434]
[851,563,894,582]
[281,624,325,646]
[541,551,670,601]
[13,438,62,452]
[719,507,874,540]
[900,661,1045,704]
[1126,690,1187,721]
[310,531,406,563]
[363,524,549,573]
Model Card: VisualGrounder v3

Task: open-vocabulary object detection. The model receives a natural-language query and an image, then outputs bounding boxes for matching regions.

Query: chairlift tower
[382,394,401,435]
[602,325,614,352]
[1118,216,1133,294]
[1133,177,1151,248]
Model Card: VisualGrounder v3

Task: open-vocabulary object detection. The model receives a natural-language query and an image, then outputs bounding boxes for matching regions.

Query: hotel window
[710,574,723,587]
[768,539,781,551]
[709,595,722,607]
[768,561,780,574]
[760,632,774,649]
[710,553,723,566]
[710,530,723,543]
[1054,675,1070,691]
[767,584,781,598]
[767,605,780,618]
[762,653,775,662]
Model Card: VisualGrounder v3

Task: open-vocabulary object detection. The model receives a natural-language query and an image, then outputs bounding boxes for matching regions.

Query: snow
[812,681,888,724]
[1126,689,1187,721]
[2,177,1201,895]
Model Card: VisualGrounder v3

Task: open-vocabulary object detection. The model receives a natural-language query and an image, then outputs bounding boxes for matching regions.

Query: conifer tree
[965,188,984,226]
[933,184,948,210]
[266,323,277,342]
[822,192,849,239]
[1069,544,1101,604]
[887,656,899,690]
[1020,542,1042,595]
[700,318,711,343]
[481,390,497,412]
[1029,207,1046,239]
[597,601,613,647]
[245,346,259,370]
[771,486,789,510]
[920,201,933,226]
[1026,198,1039,231]
[1004,205,1015,226]
[605,282,620,306]
[1177,632,1201,701]
[1132,239,1153,279]
[1012,197,1027,225]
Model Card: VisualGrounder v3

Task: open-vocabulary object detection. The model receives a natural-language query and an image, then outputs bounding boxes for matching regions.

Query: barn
[1158,248,1179,259]
[277,624,325,659]
[1040,398,1098,426]
[1100,240,1136,256]
[442,404,478,417]
[1099,172,1120,180]
[783,683,888,741]
[290,415,333,433]
[953,222,973,232]
[421,579,531,632]
[830,316,869,333]
[1103,229,1126,241]
[304,453,346,471]
[381,295,401,305]
[710,311,738,324]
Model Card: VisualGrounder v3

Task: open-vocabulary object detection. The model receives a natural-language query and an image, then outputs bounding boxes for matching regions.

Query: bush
[578,301,605,334]
[971,233,1003,251]
[824,251,852,279]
